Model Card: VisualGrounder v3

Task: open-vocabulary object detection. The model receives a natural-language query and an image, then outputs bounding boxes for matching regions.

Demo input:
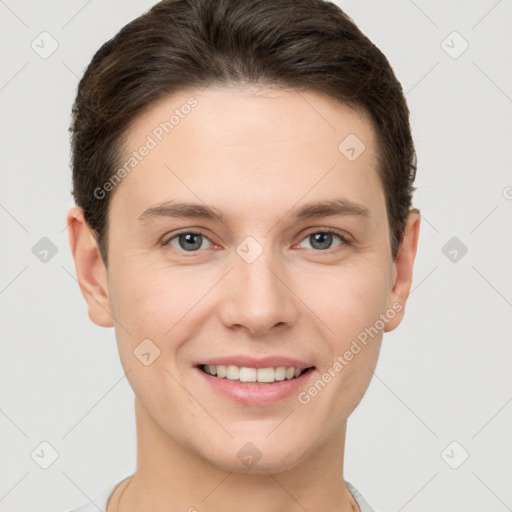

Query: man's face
[85,85,410,472]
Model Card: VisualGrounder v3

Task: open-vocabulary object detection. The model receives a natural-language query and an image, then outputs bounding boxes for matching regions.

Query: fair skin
[68,85,420,512]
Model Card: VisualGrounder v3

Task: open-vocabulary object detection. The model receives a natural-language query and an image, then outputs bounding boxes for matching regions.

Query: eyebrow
[138,198,370,223]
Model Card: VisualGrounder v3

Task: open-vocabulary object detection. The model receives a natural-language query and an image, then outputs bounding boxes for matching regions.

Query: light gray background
[1,1,511,511]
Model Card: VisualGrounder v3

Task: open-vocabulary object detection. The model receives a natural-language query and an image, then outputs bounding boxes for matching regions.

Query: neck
[115,398,359,512]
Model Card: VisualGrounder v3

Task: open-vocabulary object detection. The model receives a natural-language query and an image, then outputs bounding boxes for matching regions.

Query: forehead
[125,84,376,159]
[111,85,383,224]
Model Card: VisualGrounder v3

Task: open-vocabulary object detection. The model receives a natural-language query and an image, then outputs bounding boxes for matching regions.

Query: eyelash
[160,228,351,253]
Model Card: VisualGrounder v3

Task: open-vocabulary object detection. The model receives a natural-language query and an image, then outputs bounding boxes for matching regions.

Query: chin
[202,438,309,475]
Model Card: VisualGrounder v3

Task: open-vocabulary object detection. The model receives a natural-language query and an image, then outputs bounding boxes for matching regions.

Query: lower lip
[195,367,316,406]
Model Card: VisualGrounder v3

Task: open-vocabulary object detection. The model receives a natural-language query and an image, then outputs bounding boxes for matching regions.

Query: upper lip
[197,355,314,370]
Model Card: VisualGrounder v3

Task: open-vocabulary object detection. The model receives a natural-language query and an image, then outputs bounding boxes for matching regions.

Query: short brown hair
[70,0,416,265]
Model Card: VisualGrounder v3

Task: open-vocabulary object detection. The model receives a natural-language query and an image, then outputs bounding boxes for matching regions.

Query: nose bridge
[219,235,298,335]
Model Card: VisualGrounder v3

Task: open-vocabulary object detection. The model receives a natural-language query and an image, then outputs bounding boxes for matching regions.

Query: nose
[217,244,300,337]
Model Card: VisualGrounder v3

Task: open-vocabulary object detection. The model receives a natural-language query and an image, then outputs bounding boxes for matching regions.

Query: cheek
[295,260,389,406]
[106,264,180,380]
[109,260,199,334]
[109,250,392,351]
[295,267,387,427]
[108,266,203,411]
[295,260,392,342]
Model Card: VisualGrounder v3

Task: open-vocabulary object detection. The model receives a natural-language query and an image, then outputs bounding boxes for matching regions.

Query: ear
[66,206,114,328]
[384,209,421,332]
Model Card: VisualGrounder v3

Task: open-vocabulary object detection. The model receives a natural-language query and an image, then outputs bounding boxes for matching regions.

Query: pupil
[311,232,332,250]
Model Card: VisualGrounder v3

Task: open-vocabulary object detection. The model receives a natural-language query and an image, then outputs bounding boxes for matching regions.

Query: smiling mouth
[199,364,315,384]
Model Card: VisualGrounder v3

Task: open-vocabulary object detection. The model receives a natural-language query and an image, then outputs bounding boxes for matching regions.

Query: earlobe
[66,206,114,328]
[384,209,421,332]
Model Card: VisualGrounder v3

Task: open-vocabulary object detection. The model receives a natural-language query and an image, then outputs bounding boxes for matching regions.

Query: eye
[297,230,348,251]
[162,229,349,253]
[164,231,213,252]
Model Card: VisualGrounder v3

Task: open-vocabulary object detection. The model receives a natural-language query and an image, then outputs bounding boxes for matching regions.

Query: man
[67,1,420,510]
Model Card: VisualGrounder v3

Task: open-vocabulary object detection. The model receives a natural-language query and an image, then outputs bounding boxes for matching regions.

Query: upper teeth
[203,364,305,383]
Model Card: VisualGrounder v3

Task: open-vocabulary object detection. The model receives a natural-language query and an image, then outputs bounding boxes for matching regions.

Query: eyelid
[161,227,352,253]
[294,228,351,250]
[161,228,214,248]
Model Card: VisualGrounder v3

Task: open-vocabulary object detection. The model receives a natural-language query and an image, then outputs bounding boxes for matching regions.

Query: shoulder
[345,480,380,512]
